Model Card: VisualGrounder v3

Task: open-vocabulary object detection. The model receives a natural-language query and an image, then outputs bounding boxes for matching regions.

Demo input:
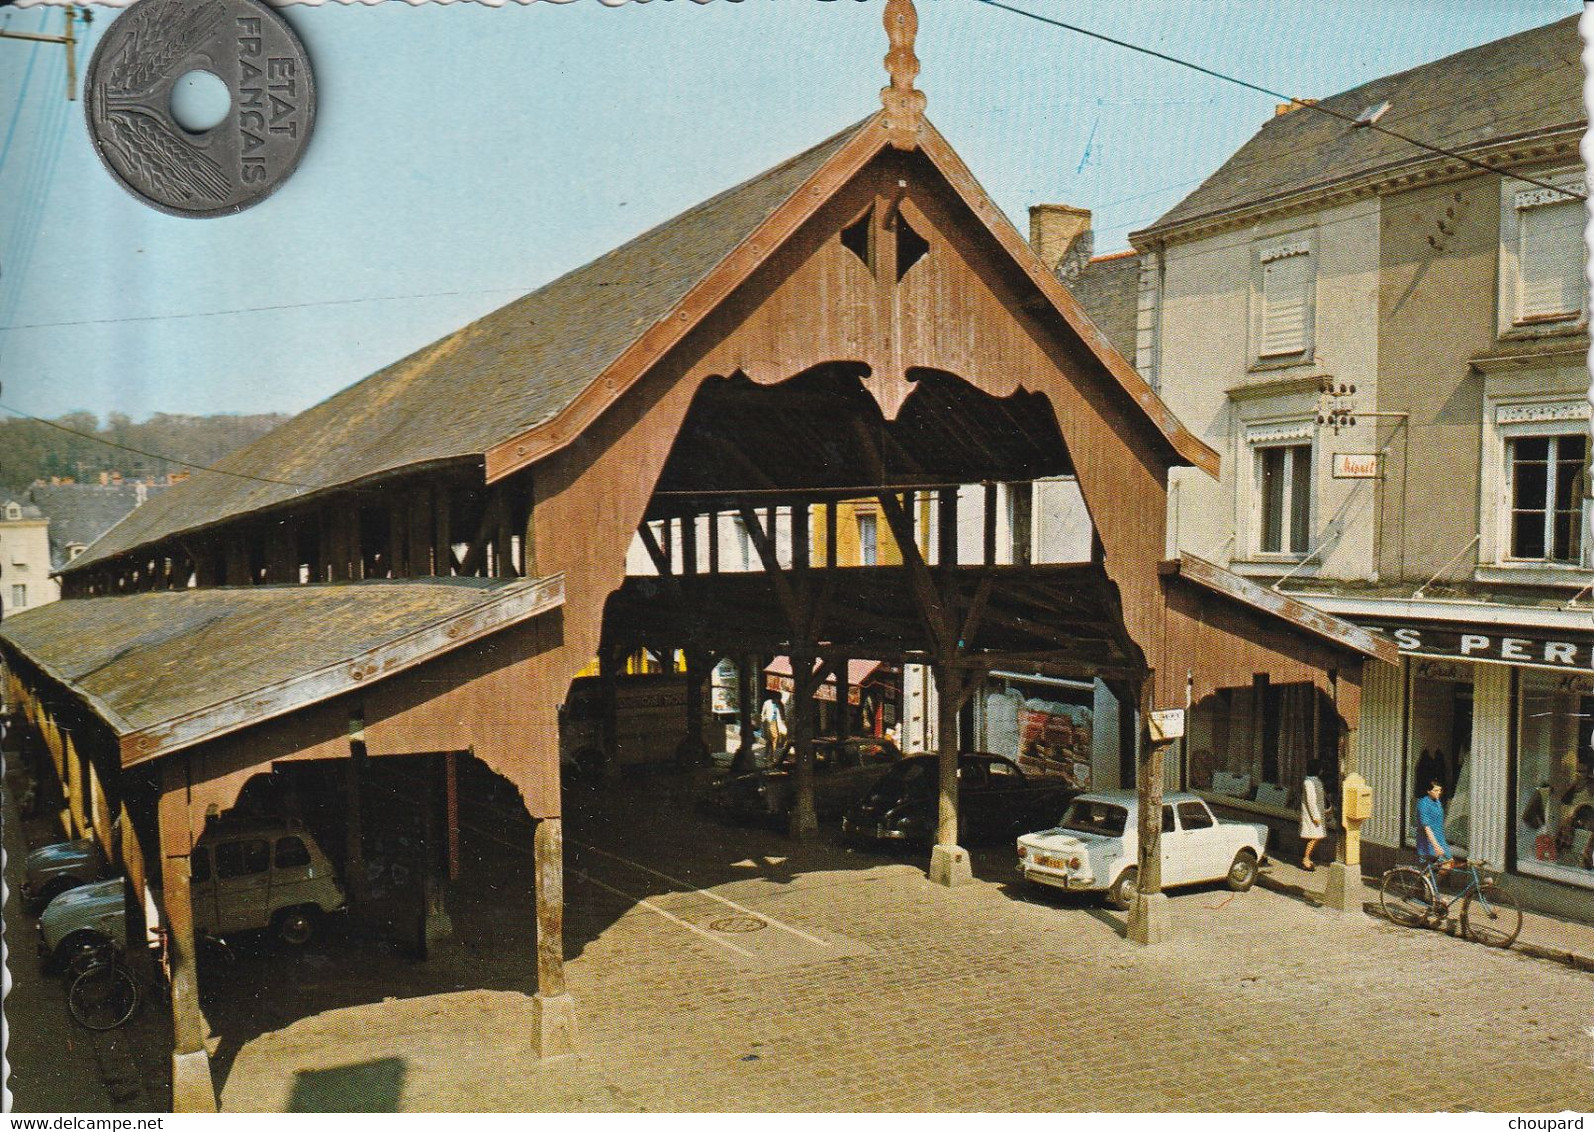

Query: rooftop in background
[1137,15,1583,238]
[28,481,170,570]
[1064,252,1140,361]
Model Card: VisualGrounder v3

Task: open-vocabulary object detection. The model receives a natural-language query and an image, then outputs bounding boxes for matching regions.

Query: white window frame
[1250,233,1316,365]
[1481,398,1592,573]
[1246,423,1315,560]
[1498,168,1588,337]
[856,512,879,567]
[3,502,19,522]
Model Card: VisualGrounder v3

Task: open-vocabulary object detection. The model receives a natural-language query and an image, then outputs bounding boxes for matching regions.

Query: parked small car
[22,838,110,913]
[1016,789,1268,909]
[842,753,1076,846]
[35,817,347,969]
[706,737,903,823]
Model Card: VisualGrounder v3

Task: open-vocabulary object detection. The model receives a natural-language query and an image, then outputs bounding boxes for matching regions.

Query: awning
[764,656,894,704]
[0,575,564,765]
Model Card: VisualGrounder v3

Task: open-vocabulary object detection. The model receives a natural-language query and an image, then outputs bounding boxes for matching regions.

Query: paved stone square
[207,772,1594,1113]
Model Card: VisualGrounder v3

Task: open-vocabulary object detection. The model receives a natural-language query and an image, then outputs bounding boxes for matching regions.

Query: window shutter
[1260,247,1310,356]
[1518,198,1585,320]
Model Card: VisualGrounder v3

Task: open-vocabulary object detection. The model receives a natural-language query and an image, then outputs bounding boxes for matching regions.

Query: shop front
[1347,613,1594,920]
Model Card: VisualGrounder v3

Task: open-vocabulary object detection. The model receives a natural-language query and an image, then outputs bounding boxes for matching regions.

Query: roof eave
[1164,553,1400,665]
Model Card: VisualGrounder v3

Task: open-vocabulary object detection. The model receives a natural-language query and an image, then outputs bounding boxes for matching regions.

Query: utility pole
[0,7,93,102]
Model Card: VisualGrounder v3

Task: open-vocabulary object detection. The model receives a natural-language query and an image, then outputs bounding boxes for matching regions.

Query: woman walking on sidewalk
[1300,763,1327,870]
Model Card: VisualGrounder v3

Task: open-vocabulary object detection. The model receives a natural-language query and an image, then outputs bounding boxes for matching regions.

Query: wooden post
[837,659,852,741]
[738,652,758,759]
[938,486,958,568]
[788,648,819,838]
[224,538,250,586]
[531,815,577,1057]
[496,487,517,579]
[445,752,461,881]
[434,487,453,577]
[420,754,452,950]
[1323,669,1364,912]
[1128,677,1171,945]
[388,495,410,578]
[158,760,217,1113]
[680,650,707,767]
[344,743,369,907]
[598,645,619,780]
[927,657,971,885]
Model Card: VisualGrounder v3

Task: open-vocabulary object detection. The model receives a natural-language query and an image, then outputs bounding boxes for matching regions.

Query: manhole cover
[710,915,768,934]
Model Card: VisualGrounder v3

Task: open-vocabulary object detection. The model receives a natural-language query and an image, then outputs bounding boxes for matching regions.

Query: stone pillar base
[532,992,579,1059]
[927,843,972,887]
[1321,861,1363,912]
[172,1049,217,1113]
[1127,891,1171,945]
[424,907,454,944]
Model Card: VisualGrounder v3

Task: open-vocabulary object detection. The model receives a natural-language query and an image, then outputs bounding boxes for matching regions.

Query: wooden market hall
[0,2,1394,1112]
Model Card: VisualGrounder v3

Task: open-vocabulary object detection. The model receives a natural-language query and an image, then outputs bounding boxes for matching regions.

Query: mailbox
[1342,773,1372,823]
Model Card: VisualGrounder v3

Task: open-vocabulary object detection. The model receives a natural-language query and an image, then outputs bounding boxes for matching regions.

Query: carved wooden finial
[881,0,926,150]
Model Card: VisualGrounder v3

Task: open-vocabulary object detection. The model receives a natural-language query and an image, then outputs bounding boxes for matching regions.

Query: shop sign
[1148,709,1186,742]
[1372,623,1594,671]
[764,673,861,705]
[1331,453,1379,478]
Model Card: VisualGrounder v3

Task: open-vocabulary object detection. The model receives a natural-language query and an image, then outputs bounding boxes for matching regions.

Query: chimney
[1028,203,1094,280]
[1274,97,1318,117]
[99,471,109,486]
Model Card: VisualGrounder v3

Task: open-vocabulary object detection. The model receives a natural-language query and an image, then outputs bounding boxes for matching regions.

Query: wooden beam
[737,505,800,628]
[875,490,950,657]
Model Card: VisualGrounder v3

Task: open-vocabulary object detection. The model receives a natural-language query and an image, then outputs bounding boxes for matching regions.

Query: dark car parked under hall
[841,752,1077,846]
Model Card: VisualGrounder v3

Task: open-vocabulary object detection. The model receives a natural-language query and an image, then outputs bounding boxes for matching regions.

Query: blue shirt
[1416,794,1449,860]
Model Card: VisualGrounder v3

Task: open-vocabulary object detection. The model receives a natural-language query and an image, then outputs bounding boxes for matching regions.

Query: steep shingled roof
[1139,16,1583,237]
[1065,253,1140,360]
[67,119,873,573]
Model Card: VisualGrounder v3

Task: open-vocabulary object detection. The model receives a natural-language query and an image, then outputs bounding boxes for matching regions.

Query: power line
[0,399,320,491]
[972,0,1586,204]
[0,284,535,332]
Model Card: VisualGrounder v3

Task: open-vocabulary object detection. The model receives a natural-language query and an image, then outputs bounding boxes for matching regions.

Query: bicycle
[1379,857,1522,948]
[65,941,141,1031]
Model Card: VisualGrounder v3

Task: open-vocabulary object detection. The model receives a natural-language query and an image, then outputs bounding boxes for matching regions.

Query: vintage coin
[84,0,315,217]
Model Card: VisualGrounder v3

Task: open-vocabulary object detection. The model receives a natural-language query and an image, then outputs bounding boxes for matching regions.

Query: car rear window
[1060,800,1127,837]
[275,836,312,868]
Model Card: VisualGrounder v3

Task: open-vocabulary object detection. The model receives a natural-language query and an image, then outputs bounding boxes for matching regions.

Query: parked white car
[36,817,346,968]
[1016,789,1268,909]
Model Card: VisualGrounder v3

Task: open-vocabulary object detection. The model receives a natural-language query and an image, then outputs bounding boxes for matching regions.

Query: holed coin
[84,0,315,218]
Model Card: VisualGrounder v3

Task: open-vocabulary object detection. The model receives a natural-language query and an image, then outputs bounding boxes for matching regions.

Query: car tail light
[1069,857,1081,870]
[1016,844,1027,859]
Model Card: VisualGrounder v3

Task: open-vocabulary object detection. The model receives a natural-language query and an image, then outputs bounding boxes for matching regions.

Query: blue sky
[0,0,1581,422]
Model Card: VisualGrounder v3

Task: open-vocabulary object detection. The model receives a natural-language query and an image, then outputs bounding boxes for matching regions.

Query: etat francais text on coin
[84,0,315,217]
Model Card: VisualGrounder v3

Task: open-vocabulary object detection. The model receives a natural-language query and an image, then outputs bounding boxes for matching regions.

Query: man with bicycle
[1417,779,1454,874]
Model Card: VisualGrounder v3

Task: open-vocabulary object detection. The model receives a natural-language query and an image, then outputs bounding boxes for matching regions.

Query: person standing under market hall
[1417,780,1454,872]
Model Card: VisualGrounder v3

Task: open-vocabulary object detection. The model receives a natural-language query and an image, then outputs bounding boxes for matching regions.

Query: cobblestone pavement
[209,772,1594,1112]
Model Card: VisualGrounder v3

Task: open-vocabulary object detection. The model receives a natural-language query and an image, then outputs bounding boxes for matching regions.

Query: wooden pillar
[388,495,410,578]
[738,653,758,759]
[598,645,619,779]
[788,649,819,838]
[496,488,517,579]
[433,487,452,577]
[269,517,298,584]
[224,537,250,586]
[1324,668,1365,912]
[836,659,852,741]
[531,816,577,1057]
[445,752,461,881]
[927,658,971,885]
[1128,677,1171,945]
[344,742,369,907]
[680,650,707,767]
[419,754,452,950]
[158,760,217,1113]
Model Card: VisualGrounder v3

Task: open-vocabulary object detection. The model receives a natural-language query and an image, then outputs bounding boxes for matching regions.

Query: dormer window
[4,502,19,522]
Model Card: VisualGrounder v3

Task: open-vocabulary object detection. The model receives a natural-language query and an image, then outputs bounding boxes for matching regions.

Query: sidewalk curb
[1257,865,1594,973]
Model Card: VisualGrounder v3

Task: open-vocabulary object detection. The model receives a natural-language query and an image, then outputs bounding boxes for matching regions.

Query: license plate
[1034,854,1064,870]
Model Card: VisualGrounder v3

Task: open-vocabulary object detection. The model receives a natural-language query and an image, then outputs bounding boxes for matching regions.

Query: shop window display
[1186,681,1337,812]
[1516,670,1594,889]
[1404,665,1472,854]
